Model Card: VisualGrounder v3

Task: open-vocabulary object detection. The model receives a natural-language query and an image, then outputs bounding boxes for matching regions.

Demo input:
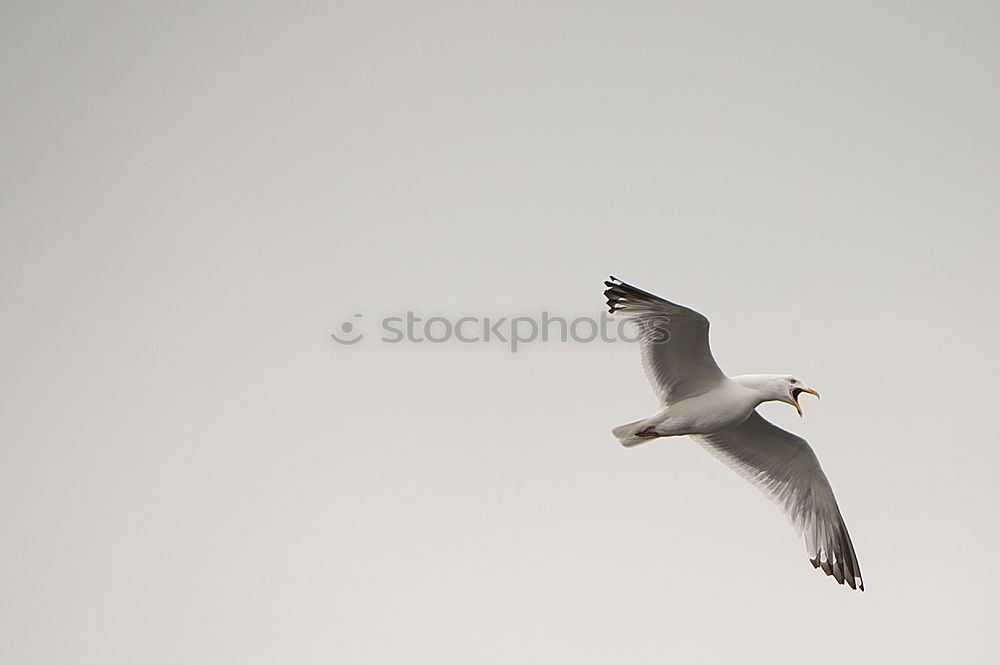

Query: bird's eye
[790,379,797,384]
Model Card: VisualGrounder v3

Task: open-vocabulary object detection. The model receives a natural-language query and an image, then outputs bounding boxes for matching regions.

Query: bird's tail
[612,419,657,448]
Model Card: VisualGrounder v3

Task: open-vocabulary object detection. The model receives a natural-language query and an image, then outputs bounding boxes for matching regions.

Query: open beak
[791,387,820,417]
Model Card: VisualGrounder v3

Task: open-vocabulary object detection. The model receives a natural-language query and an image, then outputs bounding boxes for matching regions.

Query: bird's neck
[733,374,783,405]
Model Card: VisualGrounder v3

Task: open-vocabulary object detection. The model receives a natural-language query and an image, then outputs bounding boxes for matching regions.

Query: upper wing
[695,412,864,590]
[604,277,727,404]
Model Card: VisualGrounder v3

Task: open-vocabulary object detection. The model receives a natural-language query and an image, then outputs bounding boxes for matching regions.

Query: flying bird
[605,276,863,590]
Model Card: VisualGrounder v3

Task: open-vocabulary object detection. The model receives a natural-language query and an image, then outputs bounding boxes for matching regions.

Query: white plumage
[605,277,863,591]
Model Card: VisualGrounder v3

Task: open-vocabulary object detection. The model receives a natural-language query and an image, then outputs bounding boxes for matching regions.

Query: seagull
[604,277,863,591]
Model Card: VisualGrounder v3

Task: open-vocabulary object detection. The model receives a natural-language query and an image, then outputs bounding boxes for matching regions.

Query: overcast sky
[3,1,999,663]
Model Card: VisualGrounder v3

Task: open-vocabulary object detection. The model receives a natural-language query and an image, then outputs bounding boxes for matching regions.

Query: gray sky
[3,1,999,663]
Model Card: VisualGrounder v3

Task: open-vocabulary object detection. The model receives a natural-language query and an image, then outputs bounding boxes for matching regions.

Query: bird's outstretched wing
[694,412,864,590]
[604,276,726,404]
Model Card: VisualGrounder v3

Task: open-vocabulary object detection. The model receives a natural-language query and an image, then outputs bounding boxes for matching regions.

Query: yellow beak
[791,388,820,417]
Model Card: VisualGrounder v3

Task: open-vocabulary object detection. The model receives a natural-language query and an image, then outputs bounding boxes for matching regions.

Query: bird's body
[615,374,817,444]
[604,277,864,590]
[614,378,759,444]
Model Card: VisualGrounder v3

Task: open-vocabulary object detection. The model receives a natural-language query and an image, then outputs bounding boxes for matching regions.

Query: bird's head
[773,375,820,416]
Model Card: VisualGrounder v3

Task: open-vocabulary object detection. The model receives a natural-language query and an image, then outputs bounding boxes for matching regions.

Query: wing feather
[695,412,864,591]
[604,277,726,404]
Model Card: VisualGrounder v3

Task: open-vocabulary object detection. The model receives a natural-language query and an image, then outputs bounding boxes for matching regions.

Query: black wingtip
[810,556,864,591]
[604,279,625,314]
